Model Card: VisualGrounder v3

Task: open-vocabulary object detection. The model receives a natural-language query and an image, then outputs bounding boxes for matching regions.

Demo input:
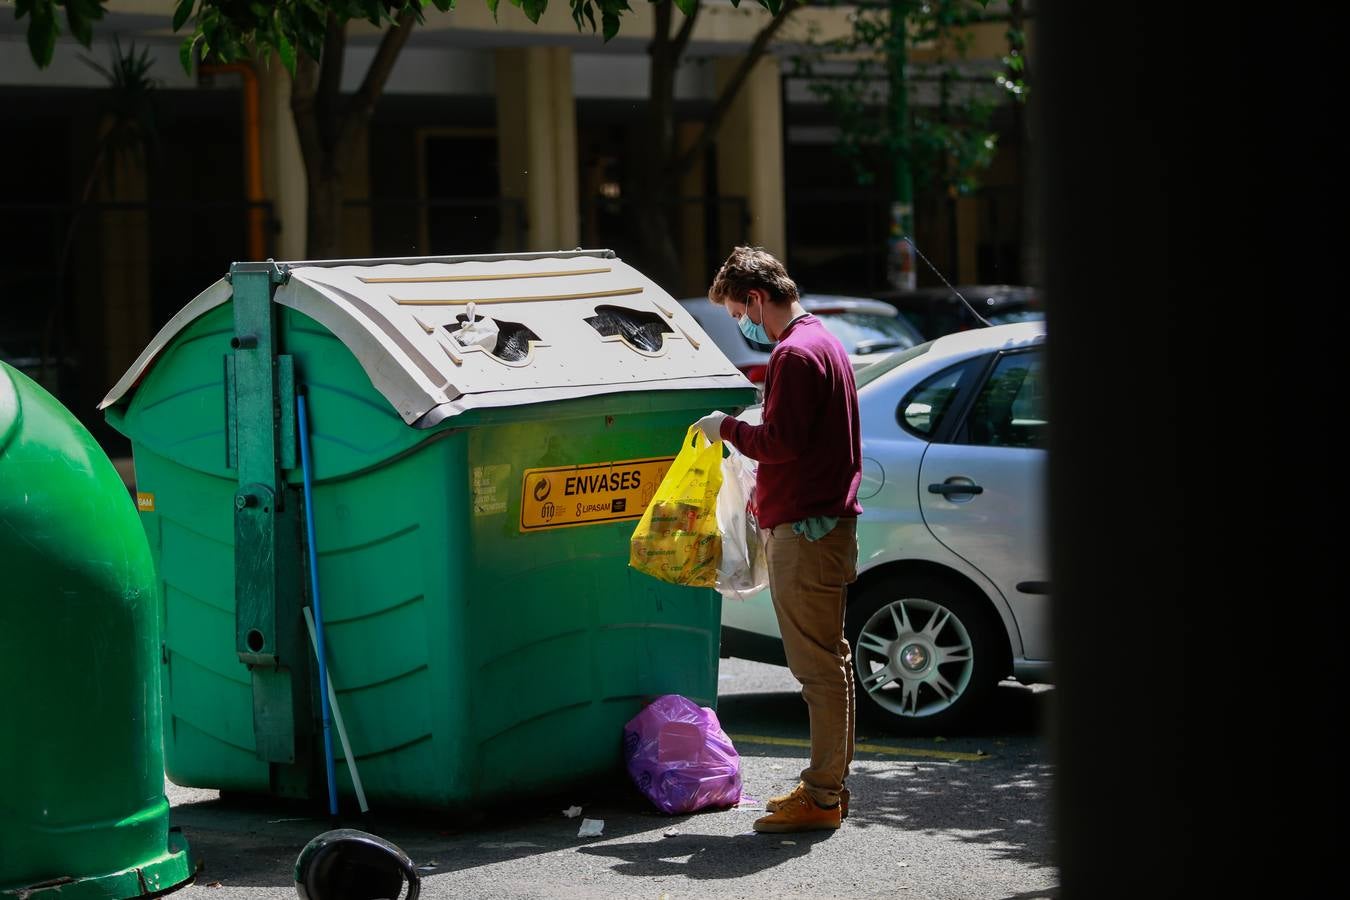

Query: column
[495,47,579,251]
[678,121,709,295]
[715,55,786,259]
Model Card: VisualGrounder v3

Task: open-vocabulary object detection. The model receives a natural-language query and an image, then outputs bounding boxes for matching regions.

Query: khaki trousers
[765,517,858,807]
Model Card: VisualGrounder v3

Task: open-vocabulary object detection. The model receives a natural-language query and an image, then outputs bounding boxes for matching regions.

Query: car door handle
[928,482,984,496]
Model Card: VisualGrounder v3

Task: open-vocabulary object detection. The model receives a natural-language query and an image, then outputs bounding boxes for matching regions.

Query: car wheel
[846,574,1003,735]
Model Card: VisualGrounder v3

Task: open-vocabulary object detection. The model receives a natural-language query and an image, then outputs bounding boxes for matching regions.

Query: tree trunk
[307,168,345,261]
[291,10,417,260]
[629,0,798,294]
[627,0,685,292]
[629,187,683,292]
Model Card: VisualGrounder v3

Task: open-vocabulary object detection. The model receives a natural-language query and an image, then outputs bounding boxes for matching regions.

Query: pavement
[159,660,1058,900]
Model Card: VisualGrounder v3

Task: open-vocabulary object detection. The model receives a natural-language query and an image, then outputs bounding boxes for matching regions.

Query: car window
[818,312,922,356]
[958,350,1047,449]
[898,361,969,437]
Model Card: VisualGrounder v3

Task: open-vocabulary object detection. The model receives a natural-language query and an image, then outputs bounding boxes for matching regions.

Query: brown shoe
[766,783,849,819]
[753,784,842,833]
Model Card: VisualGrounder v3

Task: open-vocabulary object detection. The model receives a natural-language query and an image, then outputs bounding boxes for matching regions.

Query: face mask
[738,297,773,345]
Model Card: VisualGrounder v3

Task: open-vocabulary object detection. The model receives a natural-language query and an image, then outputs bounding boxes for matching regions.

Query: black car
[873,284,1042,340]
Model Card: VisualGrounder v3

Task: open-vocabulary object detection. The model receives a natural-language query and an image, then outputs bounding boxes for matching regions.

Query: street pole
[887,0,917,290]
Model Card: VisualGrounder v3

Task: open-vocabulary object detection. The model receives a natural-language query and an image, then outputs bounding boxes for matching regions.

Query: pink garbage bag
[623,694,742,815]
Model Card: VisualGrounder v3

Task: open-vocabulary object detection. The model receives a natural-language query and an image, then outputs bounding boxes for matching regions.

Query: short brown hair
[708,246,799,307]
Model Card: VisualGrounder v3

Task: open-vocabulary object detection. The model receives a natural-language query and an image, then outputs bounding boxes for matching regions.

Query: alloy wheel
[853,596,976,718]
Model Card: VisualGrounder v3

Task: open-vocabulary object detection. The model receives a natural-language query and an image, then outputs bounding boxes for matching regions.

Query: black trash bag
[294,828,420,900]
[584,305,673,353]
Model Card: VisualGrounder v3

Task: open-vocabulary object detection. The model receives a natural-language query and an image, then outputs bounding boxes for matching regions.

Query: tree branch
[672,0,802,179]
[316,12,346,152]
[290,53,324,182]
[650,0,672,60]
[342,6,419,146]
[671,2,700,62]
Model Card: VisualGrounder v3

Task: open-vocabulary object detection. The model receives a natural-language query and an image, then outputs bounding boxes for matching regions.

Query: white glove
[694,411,729,444]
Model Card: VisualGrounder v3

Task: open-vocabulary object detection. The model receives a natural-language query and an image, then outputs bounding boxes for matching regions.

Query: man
[694,246,863,833]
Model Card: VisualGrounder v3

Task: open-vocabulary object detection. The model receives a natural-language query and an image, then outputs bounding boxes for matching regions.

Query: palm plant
[40,38,159,387]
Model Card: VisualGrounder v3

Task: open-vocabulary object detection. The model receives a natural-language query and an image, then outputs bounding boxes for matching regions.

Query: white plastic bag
[452,301,500,351]
[715,447,768,600]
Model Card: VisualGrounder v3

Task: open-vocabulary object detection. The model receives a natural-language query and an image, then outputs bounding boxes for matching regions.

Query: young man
[694,246,863,833]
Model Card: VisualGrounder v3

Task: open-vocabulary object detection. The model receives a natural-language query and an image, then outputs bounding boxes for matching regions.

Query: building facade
[0,1,1031,448]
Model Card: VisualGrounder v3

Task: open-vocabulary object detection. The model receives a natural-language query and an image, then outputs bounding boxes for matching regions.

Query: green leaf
[488,0,501,19]
[65,3,93,47]
[673,0,697,17]
[172,0,194,32]
[584,3,595,31]
[522,0,546,22]
[761,0,781,15]
[179,33,200,73]
[276,27,296,75]
[27,2,56,68]
[601,9,618,41]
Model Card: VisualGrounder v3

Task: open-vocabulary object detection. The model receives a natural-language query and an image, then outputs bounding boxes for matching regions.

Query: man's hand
[694,411,729,444]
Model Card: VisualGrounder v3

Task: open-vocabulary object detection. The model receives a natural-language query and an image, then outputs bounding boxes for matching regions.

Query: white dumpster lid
[101,250,753,425]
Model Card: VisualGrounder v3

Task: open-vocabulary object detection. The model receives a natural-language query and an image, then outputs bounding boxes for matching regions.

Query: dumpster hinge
[227,262,310,769]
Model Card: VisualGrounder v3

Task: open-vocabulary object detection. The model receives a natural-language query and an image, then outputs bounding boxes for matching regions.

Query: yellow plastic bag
[629,425,724,587]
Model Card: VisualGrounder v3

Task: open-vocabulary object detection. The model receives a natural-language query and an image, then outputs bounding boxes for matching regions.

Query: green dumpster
[1,362,194,898]
[99,250,757,810]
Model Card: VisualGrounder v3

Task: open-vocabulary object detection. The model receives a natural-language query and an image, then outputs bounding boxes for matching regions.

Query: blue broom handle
[298,393,338,817]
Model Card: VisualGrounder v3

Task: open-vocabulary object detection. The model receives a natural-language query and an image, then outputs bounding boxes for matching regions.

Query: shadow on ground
[718,681,1056,871]
[574,829,836,879]
[169,682,1054,889]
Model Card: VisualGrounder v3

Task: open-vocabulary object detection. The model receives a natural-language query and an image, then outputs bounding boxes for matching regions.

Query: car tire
[846,574,1004,736]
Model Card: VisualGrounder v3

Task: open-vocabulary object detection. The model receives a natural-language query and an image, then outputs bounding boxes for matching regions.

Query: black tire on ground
[845,573,1005,736]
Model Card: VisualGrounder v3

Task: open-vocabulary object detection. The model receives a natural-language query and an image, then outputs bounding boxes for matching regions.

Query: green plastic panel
[0,362,193,896]
[107,294,759,809]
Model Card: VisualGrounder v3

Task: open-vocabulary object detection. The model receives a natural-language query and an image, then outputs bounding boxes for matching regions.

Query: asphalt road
[164,660,1058,900]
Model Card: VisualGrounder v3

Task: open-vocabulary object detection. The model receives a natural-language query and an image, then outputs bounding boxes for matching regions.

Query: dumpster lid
[100,250,753,425]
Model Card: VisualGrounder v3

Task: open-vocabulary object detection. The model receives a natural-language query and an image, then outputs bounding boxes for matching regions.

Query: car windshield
[855,340,934,389]
[817,312,923,356]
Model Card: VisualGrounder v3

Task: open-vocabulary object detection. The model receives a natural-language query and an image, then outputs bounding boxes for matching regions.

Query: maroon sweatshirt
[719,314,864,530]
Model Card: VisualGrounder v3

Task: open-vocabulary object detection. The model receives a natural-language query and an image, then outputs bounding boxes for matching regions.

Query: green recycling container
[1,362,194,898]
[100,250,757,809]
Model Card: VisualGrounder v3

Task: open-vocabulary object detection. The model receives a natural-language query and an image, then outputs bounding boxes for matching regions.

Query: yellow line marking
[361,266,613,284]
[727,733,988,762]
[392,286,643,305]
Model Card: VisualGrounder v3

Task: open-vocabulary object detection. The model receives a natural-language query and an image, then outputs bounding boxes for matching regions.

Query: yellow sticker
[137,492,155,512]
[520,456,675,532]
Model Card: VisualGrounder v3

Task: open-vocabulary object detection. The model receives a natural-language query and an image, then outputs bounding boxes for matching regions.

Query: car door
[917,348,1051,660]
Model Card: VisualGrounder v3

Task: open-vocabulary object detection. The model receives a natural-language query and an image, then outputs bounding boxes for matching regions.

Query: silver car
[720,321,1051,734]
[679,295,924,386]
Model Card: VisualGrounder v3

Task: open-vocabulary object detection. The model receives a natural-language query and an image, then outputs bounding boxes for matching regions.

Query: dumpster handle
[298,392,339,817]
